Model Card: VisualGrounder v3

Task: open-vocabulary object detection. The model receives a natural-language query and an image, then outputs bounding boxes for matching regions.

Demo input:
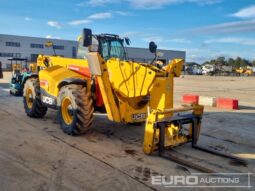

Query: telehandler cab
[23,28,246,172]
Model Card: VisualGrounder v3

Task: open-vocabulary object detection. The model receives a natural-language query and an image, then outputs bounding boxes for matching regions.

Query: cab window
[77,37,88,59]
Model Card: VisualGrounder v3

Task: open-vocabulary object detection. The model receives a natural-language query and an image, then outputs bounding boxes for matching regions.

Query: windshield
[77,36,127,61]
[100,39,126,61]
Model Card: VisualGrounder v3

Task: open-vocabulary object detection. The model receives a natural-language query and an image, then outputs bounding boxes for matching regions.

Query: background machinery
[22,28,245,171]
[235,66,254,76]
[9,58,35,96]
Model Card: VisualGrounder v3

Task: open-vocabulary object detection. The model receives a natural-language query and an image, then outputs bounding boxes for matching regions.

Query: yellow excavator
[23,28,245,171]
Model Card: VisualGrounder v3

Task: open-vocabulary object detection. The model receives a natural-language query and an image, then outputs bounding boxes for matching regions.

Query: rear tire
[57,84,94,135]
[23,78,47,118]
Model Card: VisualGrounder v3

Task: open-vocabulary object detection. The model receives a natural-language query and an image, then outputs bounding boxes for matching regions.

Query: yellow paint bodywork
[93,54,122,121]
[143,105,204,154]
[93,56,201,154]
[95,57,178,123]
[36,53,203,155]
[245,69,253,75]
[102,58,157,122]
[235,68,245,74]
[235,67,254,76]
[106,58,156,98]
[37,55,88,69]
[39,65,87,97]
[98,57,203,154]
[36,55,91,98]
[164,58,184,77]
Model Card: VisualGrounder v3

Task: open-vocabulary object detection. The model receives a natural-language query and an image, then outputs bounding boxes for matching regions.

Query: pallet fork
[154,109,247,172]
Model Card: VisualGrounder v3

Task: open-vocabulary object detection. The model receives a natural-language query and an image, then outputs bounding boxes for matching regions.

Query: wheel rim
[26,88,33,109]
[61,97,74,125]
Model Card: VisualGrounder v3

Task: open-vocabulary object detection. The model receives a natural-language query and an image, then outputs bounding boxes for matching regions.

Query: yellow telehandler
[23,28,245,171]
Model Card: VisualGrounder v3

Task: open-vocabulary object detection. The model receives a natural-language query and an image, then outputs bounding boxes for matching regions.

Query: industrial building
[126,47,185,64]
[0,34,185,70]
[0,34,77,70]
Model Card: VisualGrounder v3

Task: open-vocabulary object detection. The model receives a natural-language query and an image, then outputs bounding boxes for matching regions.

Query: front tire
[23,78,47,118]
[57,84,94,135]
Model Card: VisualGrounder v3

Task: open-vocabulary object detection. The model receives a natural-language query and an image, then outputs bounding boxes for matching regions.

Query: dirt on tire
[23,78,47,118]
[57,84,94,135]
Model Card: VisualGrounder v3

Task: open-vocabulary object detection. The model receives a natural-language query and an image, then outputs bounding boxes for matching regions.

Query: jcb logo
[132,113,146,120]
[42,96,54,105]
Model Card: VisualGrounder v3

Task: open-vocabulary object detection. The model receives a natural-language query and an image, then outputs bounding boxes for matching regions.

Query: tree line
[201,57,255,68]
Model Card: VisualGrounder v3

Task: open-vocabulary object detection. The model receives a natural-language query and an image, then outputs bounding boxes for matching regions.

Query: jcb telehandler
[23,29,245,171]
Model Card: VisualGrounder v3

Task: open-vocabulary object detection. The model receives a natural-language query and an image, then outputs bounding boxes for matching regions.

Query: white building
[0,34,77,70]
[0,34,185,70]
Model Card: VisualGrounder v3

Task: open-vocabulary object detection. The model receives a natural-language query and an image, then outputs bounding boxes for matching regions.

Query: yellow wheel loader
[23,29,246,172]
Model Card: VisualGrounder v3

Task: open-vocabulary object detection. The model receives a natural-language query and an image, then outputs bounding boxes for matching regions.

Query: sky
[0,0,255,63]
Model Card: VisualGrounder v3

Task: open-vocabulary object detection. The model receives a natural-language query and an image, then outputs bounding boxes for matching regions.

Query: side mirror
[125,38,130,46]
[83,28,92,47]
[149,41,157,53]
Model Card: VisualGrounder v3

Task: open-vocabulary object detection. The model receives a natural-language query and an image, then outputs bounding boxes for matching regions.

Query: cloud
[45,35,61,39]
[88,12,112,19]
[87,0,118,6]
[129,0,221,9]
[122,31,191,44]
[115,11,132,16]
[167,38,191,43]
[47,21,61,29]
[24,17,31,21]
[69,19,92,25]
[190,19,255,34]
[121,31,143,37]
[141,34,192,44]
[142,35,164,42]
[85,0,220,9]
[185,48,225,63]
[204,37,255,46]
[231,5,255,19]
[183,46,255,63]
[69,12,120,26]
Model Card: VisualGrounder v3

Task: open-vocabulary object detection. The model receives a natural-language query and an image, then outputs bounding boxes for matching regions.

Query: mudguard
[39,65,88,98]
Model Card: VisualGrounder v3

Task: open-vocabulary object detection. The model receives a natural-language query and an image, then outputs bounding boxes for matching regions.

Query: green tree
[216,56,226,65]
[227,58,235,67]
[240,58,250,67]
[209,59,217,66]
[202,61,210,65]
[234,57,242,68]
[244,59,251,66]
[202,57,253,68]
